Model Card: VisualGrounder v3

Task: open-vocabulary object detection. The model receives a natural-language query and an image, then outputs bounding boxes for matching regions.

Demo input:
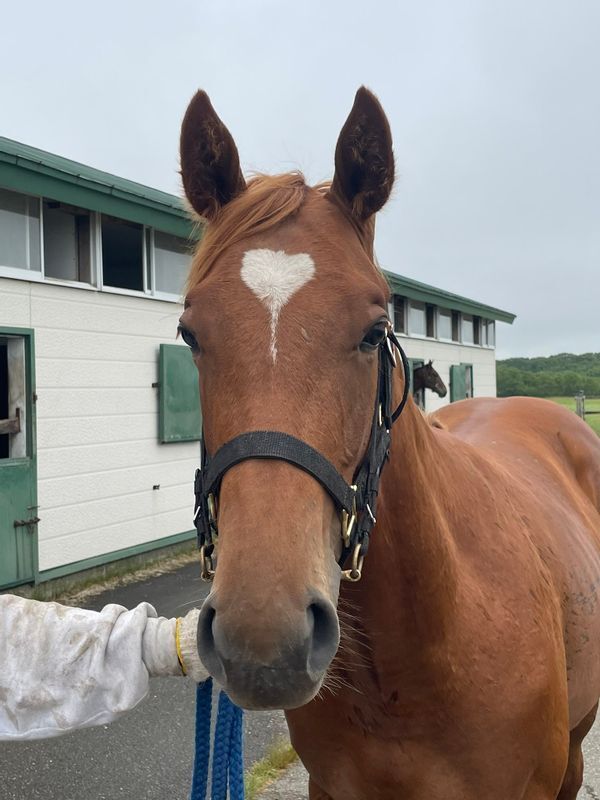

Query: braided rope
[190,679,213,800]
[211,691,235,800]
[190,679,245,800]
[228,700,245,800]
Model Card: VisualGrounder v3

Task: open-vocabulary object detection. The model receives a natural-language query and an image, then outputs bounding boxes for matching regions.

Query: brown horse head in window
[413,360,447,397]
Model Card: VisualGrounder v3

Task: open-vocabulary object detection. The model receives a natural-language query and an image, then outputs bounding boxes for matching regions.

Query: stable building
[387,275,515,412]
[0,138,515,590]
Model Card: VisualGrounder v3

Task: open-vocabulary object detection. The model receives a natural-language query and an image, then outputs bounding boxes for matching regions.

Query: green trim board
[0,137,201,239]
[158,344,202,443]
[36,529,196,584]
[384,270,515,324]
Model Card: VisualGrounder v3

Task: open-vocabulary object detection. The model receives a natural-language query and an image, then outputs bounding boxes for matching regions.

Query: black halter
[193,328,411,582]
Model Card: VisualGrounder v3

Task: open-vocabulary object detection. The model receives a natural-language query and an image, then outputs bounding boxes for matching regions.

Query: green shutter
[450,364,467,402]
[158,344,202,443]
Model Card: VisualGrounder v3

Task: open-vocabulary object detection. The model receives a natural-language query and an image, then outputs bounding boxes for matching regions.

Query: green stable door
[0,329,37,589]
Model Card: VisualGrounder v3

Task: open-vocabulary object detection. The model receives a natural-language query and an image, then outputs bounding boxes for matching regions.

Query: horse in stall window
[178,87,600,800]
[413,360,447,399]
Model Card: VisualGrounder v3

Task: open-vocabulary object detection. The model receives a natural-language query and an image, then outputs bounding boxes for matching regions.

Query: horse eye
[178,325,199,351]
[360,322,388,351]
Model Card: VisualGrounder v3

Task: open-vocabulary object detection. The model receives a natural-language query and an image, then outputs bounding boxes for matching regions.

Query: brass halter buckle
[341,485,358,548]
[341,543,364,582]
[200,544,215,581]
[200,493,217,581]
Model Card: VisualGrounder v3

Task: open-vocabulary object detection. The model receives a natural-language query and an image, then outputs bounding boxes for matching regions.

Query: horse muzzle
[196,591,340,709]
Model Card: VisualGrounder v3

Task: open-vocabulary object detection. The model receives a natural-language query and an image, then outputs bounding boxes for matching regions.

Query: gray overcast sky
[2,0,599,358]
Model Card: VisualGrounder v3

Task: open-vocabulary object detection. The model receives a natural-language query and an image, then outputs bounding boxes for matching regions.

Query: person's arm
[0,594,207,741]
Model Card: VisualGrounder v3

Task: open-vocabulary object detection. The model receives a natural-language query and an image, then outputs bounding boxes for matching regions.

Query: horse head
[417,360,448,398]
[178,88,401,709]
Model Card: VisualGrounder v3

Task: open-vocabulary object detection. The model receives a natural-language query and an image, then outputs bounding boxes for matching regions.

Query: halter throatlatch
[193,327,411,582]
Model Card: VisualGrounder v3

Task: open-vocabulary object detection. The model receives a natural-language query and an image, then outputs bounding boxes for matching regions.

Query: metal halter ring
[200,544,215,581]
[341,543,364,582]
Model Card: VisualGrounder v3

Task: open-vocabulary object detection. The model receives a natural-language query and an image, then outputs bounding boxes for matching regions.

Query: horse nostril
[307,598,340,676]
[197,599,226,683]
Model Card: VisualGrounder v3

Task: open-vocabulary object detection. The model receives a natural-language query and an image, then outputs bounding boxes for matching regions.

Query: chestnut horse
[178,88,600,799]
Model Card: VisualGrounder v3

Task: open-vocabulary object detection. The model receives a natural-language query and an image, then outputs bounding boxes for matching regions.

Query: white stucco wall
[397,334,498,413]
[0,277,197,572]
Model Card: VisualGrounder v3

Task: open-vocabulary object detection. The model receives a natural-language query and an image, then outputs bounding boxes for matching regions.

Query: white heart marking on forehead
[241,249,316,362]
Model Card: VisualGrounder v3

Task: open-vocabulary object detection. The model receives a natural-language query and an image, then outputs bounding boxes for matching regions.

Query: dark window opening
[0,343,8,458]
[102,216,144,291]
[393,296,405,334]
[451,311,460,342]
[426,304,435,338]
[411,359,425,409]
[465,364,474,397]
[43,201,92,282]
[473,316,481,346]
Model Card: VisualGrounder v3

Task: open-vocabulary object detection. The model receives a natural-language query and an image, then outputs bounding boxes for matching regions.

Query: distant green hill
[497,352,600,397]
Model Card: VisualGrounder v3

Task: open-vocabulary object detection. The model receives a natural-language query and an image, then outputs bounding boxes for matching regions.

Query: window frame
[408,299,428,338]
[391,295,406,335]
[0,188,43,277]
[437,307,453,341]
[41,202,99,288]
[150,228,190,302]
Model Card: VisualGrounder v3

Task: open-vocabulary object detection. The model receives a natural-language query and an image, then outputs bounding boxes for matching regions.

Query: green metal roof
[0,136,515,322]
[384,269,515,324]
[0,136,195,239]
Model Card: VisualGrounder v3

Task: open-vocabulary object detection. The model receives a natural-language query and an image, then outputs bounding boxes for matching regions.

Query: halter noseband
[193,328,411,582]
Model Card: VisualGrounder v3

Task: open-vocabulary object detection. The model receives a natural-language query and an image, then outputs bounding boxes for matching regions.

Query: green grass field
[548,396,600,436]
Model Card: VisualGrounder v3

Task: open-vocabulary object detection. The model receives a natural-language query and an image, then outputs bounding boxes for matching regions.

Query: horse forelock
[185,172,384,297]
[185,172,309,292]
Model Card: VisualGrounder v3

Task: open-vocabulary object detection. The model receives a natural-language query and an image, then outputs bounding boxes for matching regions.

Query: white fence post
[575,391,586,419]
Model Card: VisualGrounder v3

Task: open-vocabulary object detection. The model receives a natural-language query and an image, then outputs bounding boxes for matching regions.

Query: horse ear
[180,90,247,221]
[330,87,395,220]
[428,360,433,366]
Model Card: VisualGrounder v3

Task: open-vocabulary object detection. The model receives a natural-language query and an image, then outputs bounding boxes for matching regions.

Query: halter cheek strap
[193,329,410,582]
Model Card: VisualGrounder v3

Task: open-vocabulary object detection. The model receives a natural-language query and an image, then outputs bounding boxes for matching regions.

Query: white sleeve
[0,594,193,741]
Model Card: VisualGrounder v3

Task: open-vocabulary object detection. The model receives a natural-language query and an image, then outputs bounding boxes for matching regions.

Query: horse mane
[185,172,311,291]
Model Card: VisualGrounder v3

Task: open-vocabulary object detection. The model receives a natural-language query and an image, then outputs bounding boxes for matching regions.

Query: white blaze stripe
[241,249,316,362]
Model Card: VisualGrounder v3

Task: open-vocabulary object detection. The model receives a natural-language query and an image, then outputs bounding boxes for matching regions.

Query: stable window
[426,304,436,338]
[101,215,145,291]
[438,308,452,340]
[408,301,426,336]
[0,187,41,272]
[153,231,191,296]
[486,320,495,347]
[393,296,406,334]
[473,316,481,346]
[450,363,474,402]
[43,201,92,283]
[461,314,474,344]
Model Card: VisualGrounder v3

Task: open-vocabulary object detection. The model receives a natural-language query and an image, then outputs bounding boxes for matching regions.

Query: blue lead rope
[190,678,245,800]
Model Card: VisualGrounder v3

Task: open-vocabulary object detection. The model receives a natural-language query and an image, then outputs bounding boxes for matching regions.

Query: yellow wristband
[175,617,187,675]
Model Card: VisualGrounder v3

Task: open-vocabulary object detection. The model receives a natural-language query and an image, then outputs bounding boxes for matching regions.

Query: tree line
[497,352,600,397]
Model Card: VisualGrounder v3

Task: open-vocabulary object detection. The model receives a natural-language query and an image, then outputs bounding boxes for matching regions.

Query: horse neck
[344,397,459,684]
